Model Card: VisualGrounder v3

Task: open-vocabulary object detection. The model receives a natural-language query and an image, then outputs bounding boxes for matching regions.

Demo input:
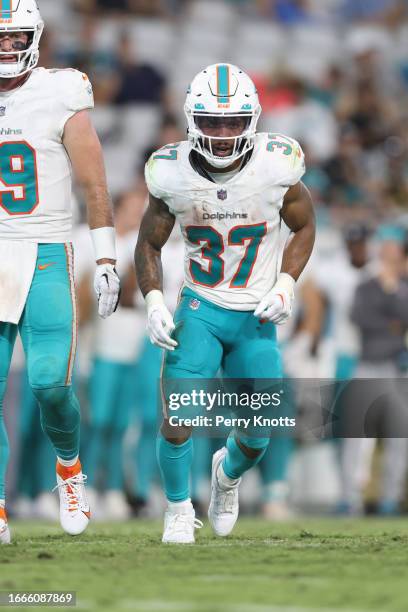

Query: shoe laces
[167,513,203,533]
[215,487,237,514]
[53,473,88,513]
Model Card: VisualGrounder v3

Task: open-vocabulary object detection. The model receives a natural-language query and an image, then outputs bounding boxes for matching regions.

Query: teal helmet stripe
[1,0,12,19]
[217,64,230,104]
[0,0,11,19]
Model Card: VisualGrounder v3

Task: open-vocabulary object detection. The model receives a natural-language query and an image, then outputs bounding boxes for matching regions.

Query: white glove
[146,290,178,351]
[254,273,295,325]
[94,264,121,319]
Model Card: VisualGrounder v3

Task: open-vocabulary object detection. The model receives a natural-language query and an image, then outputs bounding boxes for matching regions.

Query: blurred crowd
[3,0,408,521]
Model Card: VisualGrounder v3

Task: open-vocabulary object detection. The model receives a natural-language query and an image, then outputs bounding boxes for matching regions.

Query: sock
[56,457,81,481]
[168,498,193,514]
[217,462,240,489]
[222,434,268,480]
[156,434,193,503]
[57,455,79,468]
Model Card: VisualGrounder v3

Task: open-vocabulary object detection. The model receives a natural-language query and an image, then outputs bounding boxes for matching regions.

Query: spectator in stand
[339,0,406,26]
[255,0,315,23]
[348,226,408,515]
[113,30,168,107]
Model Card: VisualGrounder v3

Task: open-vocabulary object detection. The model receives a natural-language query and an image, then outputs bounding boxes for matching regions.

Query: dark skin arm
[134,193,175,295]
[280,181,316,280]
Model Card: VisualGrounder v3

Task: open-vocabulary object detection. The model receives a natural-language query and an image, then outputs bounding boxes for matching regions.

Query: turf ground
[1,519,408,612]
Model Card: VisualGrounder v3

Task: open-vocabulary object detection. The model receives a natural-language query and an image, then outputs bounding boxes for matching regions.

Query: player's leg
[16,370,58,520]
[19,243,89,535]
[86,357,119,516]
[0,322,18,544]
[104,362,133,520]
[159,290,223,543]
[133,339,162,513]
[208,317,282,535]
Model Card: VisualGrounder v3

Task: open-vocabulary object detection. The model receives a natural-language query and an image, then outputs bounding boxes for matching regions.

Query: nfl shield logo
[217,189,227,201]
[189,298,201,311]
[0,107,5,117]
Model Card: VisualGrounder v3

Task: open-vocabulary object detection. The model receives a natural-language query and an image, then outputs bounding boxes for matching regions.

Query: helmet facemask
[0,22,43,78]
[185,107,261,169]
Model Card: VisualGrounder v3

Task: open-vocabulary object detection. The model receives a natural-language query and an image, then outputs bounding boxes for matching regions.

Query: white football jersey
[0,67,94,242]
[145,133,305,310]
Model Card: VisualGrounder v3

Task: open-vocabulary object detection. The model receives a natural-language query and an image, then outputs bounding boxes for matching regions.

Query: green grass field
[1,519,408,612]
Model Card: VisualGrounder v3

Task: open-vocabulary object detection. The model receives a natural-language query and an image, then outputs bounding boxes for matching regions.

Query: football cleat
[53,460,90,536]
[0,507,11,545]
[162,500,203,544]
[208,447,241,537]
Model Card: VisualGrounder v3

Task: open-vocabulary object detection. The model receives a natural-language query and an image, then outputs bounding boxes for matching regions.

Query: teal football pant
[132,338,161,502]
[158,288,283,503]
[86,358,134,491]
[0,243,80,500]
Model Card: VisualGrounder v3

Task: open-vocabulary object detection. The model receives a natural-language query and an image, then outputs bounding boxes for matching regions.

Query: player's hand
[145,289,178,351]
[147,302,178,351]
[94,263,121,319]
[254,273,295,325]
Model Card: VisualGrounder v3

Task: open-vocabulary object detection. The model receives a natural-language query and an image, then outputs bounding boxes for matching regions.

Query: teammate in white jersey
[0,0,120,544]
[135,63,316,543]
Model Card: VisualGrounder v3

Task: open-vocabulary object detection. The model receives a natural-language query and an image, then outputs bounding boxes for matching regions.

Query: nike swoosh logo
[82,510,91,519]
[38,263,56,271]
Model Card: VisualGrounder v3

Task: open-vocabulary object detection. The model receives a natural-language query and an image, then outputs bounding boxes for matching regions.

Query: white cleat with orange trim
[0,507,11,545]
[53,460,90,536]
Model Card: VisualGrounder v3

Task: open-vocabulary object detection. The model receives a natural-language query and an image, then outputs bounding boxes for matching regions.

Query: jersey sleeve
[144,154,173,203]
[53,69,95,137]
[263,133,306,188]
[282,138,306,186]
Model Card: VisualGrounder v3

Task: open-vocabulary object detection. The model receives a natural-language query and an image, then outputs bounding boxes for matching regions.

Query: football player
[0,0,120,544]
[135,64,315,543]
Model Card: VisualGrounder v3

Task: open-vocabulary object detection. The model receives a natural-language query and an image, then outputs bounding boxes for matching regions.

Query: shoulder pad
[258,132,305,187]
[47,68,94,112]
[145,141,189,201]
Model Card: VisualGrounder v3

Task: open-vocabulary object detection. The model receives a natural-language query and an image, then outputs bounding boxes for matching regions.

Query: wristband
[274,273,296,297]
[145,289,165,310]
[90,227,116,261]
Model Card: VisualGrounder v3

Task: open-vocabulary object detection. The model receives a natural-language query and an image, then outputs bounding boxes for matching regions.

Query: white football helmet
[184,63,261,168]
[0,0,44,79]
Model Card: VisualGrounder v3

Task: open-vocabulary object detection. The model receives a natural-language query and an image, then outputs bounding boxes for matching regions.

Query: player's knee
[236,435,270,458]
[33,385,71,409]
[29,353,67,389]
[36,386,79,434]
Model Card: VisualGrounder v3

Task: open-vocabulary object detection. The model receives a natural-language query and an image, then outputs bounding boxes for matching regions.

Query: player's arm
[135,192,177,350]
[254,181,316,324]
[63,109,120,319]
[280,181,316,279]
